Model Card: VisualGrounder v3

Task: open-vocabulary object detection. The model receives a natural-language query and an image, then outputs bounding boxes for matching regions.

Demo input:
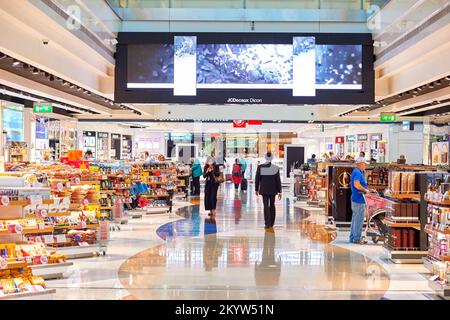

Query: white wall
[388,123,424,164]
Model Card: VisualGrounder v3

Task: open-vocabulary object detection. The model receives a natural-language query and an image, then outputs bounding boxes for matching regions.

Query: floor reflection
[119,184,390,299]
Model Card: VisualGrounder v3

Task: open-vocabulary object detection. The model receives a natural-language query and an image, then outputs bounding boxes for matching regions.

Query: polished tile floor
[47,184,435,300]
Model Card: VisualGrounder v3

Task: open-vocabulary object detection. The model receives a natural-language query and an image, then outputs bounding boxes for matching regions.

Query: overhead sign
[380,113,396,122]
[233,120,246,128]
[370,133,382,141]
[357,134,368,141]
[247,120,263,125]
[335,136,345,144]
[33,103,53,113]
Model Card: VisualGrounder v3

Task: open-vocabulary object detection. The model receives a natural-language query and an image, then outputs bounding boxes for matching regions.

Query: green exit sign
[380,113,396,122]
[33,104,53,113]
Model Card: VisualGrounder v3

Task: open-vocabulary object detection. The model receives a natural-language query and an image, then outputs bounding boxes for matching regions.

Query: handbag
[214,173,225,184]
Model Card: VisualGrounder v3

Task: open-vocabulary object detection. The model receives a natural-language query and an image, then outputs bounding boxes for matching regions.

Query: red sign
[335,136,345,144]
[247,120,263,125]
[233,120,246,128]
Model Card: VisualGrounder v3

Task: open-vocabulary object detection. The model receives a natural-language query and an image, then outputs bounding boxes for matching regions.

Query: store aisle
[46,184,434,300]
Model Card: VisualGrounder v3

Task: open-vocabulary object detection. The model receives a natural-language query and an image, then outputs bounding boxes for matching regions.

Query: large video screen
[116,32,373,104]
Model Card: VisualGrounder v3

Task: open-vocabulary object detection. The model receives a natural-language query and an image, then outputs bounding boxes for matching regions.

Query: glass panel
[106,0,390,10]
[246,0,319,9]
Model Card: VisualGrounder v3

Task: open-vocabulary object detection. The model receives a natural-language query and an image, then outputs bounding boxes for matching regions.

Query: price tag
[37,222,46,230]
[78,242,89,247]
[57,182,64,192]
[65,182,71,188]
[101,212,108,217]
[14,224,23,234]
[83,199,89,206]
[55,234,66,243]
[42,235,54,244]
[29,195,43,206]
[40,255,48,265]
[102,175,108,180]
[1,196,9,206]
[75,177,81,185]
[38,209,48,218]
[25,256,32,264]
[0,258,7,270]
[430,274,439,281]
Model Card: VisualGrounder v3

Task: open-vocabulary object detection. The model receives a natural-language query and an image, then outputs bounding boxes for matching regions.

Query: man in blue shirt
[349,159,370,244]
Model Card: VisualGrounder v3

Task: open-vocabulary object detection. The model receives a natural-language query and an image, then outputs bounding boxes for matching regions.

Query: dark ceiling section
[356,74,450,113]
[405,103,450,117]
[0,84,87,116]
[0,52,118,110]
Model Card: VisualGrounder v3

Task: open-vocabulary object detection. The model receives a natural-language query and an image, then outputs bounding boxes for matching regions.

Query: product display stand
[421,172,450,299]
[383,172,429,263]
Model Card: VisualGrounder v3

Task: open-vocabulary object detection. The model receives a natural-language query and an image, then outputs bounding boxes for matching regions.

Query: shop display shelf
[368,185,387,190]
[9,199,55,206]
[385,220,421,230]
[389,193,420,200]
[425,199,450,206]
[54,224,99,231]
[383,245,427,264]
[49,244,107,259]
[145,206,170,214]
[99,190,116,194]
[24,212,71,218]
[0,226,54,235]
[4,261,27,269]
[78,181,100,185]
[146,181,169,185]
[424,226,450,235]
[99,206,115,210]
[428,279,450,300]
[140,194,169,198]
[0,288,56,300]
[30,261,74,280]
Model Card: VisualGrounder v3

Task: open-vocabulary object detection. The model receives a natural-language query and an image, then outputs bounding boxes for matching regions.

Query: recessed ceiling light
[31,67,40,75]
[12,60,21,67]
[77,87,82,91]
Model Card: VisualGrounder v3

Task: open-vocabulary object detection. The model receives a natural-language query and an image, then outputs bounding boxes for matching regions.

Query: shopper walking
[190,158,202,196]
[232,159,243,192]
[203,156,223,216]
[255,152,282,231]
[349,159,369,244]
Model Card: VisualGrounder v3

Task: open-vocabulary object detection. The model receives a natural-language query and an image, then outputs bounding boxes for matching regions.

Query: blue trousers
[350,201,366,243]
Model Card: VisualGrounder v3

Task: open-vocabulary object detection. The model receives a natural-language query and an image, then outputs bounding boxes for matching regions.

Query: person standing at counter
[255,152,282,231]
[190,158,202,196]
[349,159,369,244]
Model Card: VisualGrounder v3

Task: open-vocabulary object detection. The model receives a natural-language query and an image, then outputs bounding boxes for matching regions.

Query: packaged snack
[0,278,17,294]
[29,275,45,287]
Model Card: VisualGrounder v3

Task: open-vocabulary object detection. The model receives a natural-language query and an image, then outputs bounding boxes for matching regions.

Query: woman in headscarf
[203,156,222,216]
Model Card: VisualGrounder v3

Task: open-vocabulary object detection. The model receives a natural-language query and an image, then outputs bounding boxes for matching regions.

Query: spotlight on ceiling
[446,76,450,81]
[0,53,6,60]
[49,75,55,81]
[12,60,21,67]
[435,80,442,86]
[77,87,82,92]
[70,84,76,89]
[428,83,434,89]
[31,67,40,75]
[417,87,423,91]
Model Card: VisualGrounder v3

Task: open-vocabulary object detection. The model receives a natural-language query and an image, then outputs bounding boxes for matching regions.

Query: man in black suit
[255,152,282,232]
